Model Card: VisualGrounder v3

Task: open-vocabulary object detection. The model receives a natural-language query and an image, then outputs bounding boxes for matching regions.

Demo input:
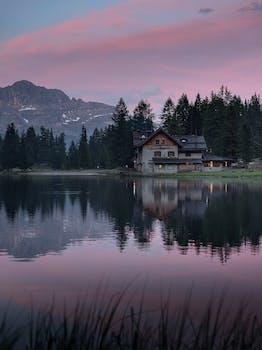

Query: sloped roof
[133,128,207,151]
[133,130,153,147]
[202,153,235,162]
[172,135,207,151]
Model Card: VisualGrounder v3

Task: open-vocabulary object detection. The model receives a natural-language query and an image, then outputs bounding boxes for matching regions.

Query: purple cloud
[239,1,262,12]
[199,8,214,15]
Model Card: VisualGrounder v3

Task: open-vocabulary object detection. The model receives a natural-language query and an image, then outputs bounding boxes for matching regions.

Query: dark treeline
[0,87,261,170]
[89,89,262,166]
[0,98,153,170]
[161,87,262,161]
[0,124,67,170]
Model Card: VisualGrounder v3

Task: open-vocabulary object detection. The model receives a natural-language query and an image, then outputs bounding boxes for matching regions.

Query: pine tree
[102,126,115,168]
[0,135,3,169]
[112,97,129,125]
[238,103,252,162]
[57,133,66,168]
[218,85,233,105]
[111,98,133,167]
[79,125,89,168]
[203,93,226,155]
[192,94,203,135]
[89,128,100,168]
[89,128,112,168]
[49,129,55,165]
[175,94,193,134]
[19,132,28,170]
[68,141,79,169]
[223,95,242,158]
[25,126,37,168]
[1,123,20,170]
[131,100,154,132]
[51,133,66,169]
[161,97,177,134]
[249,94,262,158]
[38,126,50,164]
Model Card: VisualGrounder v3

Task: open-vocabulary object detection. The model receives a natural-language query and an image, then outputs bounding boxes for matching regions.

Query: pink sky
[0,0,261,113]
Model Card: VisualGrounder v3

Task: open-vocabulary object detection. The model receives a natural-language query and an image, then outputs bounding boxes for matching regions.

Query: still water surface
[0,176,262,314]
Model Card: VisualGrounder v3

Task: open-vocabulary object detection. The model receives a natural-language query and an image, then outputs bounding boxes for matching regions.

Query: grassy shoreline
[2,168,262,182]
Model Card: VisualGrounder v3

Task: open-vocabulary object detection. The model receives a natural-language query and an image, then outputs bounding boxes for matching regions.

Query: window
[185,152,191,157]
[156,139,159,145]
[154,151,161,157]
[161,139,165,145]
[168,151,175,157]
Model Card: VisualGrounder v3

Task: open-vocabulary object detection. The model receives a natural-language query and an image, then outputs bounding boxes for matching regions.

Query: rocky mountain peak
[0,81,115,142]
[11,80,36,88]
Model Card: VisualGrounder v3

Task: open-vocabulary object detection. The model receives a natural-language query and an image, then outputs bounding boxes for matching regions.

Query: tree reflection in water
[0,176,261,261]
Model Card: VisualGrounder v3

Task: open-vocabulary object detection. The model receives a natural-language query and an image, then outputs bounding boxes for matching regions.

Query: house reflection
[136,178,209,220]
[137,179,179,220]
[0,176,261,261]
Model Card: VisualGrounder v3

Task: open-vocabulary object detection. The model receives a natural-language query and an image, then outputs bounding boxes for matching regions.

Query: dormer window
[141,135,146,139]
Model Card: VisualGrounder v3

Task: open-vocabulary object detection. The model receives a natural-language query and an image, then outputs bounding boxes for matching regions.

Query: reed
[1,290,261,350]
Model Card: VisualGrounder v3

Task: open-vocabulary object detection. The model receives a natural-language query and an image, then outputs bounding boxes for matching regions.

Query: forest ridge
[0,87,261,170]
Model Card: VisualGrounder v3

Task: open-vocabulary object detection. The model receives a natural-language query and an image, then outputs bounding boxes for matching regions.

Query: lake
[0,175,262,317]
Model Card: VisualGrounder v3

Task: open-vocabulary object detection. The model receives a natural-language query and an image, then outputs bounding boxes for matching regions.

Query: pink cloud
[0,0,261,111]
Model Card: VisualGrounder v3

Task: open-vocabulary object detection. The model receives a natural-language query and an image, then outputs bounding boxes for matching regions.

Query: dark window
[185,152,191,157]
[156,139,159,145]
[154,151,161,157]
[168,151,175,157]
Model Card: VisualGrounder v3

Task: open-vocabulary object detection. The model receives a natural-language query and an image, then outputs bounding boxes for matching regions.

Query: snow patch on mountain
[19,106,36,111]
[89,113,113,121]
[62,113,80,125]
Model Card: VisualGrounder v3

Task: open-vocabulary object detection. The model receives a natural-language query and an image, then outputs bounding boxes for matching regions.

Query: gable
[143,130,179,147]
[144,132,176,147]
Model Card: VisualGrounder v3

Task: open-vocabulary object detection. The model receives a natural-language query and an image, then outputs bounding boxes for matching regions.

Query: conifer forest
[0,87,261,170]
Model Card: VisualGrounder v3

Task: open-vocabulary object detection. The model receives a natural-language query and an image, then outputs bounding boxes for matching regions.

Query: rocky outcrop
[0,81,114,141]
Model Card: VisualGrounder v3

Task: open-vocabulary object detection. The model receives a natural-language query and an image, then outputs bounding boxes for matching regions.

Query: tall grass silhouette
[0,287,261,349]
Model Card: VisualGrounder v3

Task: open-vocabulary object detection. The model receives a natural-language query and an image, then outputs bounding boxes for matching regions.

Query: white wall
[179,152,202,159]
[141,145,178,173]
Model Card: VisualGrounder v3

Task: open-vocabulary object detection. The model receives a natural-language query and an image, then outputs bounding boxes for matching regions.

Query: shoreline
[1,168,262,181]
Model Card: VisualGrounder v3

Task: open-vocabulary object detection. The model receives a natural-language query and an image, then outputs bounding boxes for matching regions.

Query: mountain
[0,80,115,141]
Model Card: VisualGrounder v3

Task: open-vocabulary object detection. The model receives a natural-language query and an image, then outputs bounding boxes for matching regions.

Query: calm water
[0,175,262,315]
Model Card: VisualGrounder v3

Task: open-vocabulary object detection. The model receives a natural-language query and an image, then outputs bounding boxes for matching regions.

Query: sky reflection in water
[0,176,261,313]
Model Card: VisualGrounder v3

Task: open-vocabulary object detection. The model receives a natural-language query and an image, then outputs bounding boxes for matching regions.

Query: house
[133,128,207,174]
[202,153,234,171]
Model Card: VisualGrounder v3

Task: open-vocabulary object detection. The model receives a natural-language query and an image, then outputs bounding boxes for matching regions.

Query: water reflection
[0,176,261,261]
